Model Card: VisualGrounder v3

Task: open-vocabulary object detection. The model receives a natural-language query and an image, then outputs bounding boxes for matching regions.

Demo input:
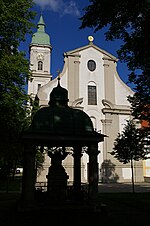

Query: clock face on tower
[37,53,44,61]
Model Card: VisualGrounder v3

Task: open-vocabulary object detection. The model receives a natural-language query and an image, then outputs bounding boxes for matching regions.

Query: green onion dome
[31,15,50,46]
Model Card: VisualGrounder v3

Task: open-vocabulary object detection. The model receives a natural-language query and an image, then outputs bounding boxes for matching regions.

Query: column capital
[87,143,100,155]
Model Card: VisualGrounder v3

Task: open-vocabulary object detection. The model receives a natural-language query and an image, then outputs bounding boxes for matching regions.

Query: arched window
[90,116,97,130]
[38,84,41,91]
[38,61,43,70]
[88,82,97,105]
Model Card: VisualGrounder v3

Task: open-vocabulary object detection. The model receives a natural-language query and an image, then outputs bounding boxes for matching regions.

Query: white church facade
[28,15,144,184]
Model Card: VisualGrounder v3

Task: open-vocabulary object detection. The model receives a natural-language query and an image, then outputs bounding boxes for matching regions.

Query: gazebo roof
[30,106,94,135]
[22,81,105,146]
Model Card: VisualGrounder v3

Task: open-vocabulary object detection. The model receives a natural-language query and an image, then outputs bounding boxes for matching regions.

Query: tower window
[38,61,43,70]
[88,85,97,105]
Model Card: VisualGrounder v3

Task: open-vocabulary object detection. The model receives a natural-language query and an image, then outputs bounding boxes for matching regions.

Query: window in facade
[90,116,97,131]
[38,84,41,91]
[88,85,97,105]
[38,61,43,70]
[87,60,96,72]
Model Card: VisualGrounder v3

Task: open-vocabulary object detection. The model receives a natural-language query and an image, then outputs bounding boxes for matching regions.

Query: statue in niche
[46,147,69,204]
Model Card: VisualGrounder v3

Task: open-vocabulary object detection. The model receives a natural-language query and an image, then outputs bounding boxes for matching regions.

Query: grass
[0,178,150,226]
[0,175,22,192]
[0,191,150,226]
[98,192,150,210]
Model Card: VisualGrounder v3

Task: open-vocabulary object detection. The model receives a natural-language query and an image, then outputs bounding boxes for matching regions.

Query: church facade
[28,15,144,184]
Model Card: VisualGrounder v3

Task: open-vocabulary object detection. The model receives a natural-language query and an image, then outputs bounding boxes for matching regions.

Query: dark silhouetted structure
[21,79,105,208]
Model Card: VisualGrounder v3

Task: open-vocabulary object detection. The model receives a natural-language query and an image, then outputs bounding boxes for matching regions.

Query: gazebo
[21,79,105,208]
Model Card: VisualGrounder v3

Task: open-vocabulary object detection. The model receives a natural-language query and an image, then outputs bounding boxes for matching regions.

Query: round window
[87,60,96,72]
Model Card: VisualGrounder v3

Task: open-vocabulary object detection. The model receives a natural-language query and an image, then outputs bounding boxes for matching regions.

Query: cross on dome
[56,69,61,86]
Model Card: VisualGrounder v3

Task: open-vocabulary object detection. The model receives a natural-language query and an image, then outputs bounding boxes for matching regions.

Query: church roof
[31,15,51,46]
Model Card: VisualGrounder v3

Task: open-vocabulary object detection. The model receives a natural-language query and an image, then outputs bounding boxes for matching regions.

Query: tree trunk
[131,158,135,193]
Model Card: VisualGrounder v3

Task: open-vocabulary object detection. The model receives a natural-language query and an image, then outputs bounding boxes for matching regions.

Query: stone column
[22,144,36,206]
[73,146,83,200]
[87,143,99,207]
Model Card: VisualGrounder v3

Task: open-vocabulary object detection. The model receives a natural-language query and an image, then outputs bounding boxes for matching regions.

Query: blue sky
[20,0,133,89]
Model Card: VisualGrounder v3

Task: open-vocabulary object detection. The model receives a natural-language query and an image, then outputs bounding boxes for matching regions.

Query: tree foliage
[111,120,149,163]
[0,0,36,177]
[80,0,150,123]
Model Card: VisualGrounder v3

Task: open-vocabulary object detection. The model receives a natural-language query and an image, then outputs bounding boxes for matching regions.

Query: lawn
[0,176,150,225]
[0,175,22,192]
[0,191,150,226]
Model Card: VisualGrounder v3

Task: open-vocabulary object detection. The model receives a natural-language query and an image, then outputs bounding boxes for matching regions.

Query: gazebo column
[73,146,83,200]
[22,144,36,205]
[87,143,99,207]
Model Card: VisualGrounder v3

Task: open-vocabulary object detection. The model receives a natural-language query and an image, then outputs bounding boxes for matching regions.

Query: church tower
[28,15,52,98]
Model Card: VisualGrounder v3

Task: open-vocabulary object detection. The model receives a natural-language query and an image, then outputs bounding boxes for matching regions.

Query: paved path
[98,182,150,193]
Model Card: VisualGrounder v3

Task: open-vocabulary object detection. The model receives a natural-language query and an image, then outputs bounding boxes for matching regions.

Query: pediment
[65,43,118,62]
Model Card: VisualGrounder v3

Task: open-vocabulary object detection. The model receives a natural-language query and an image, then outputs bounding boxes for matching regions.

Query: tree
[110,120,149,192]
[80,0,150,123]
[0,0,36,178]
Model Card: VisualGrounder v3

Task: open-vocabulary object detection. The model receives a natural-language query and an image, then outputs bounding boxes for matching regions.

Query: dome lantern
[49,77,69,107]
